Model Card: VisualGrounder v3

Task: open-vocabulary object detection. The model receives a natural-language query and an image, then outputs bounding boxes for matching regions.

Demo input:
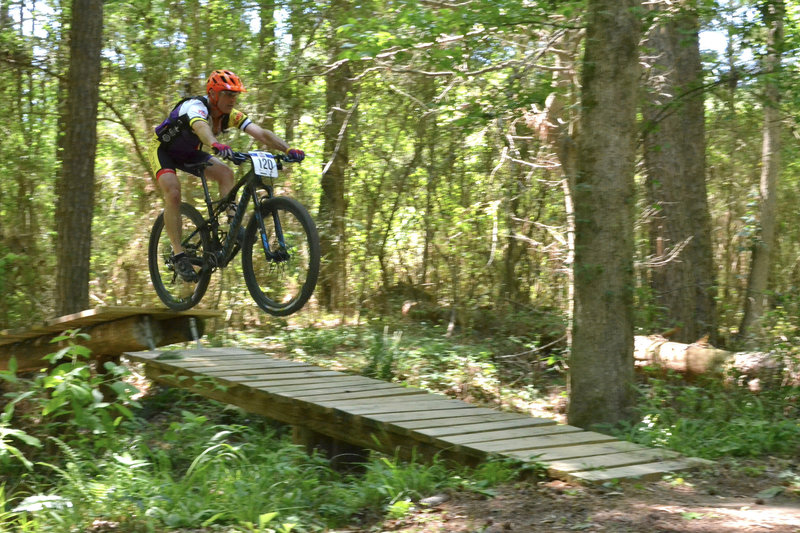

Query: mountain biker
[147,69,305,281]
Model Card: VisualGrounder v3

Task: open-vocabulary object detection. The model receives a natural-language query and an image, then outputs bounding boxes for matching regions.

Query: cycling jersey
[148,96,252,179]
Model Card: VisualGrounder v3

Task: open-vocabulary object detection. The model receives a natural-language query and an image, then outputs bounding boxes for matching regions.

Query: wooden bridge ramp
[125,347,711,483]
[0,306,223,373]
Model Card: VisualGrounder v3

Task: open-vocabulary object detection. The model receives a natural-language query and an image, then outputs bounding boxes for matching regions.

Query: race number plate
[250,151,278,178]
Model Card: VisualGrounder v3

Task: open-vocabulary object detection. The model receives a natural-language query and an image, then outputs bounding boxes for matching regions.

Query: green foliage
[614,374,800,459]
[283,319,565,410]
[363,326,402,380]
[0,398,42,471]
[0,385,524,532]
[0,331,140,481]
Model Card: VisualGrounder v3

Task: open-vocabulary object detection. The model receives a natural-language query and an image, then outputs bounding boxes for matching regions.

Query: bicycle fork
[253,192,289,262]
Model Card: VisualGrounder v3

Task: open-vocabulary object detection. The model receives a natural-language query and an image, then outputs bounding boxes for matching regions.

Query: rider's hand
[212,142,234,160]
[286,148,305,162]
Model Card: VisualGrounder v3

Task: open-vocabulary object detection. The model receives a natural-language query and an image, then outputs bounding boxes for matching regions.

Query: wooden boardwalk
[125,347,711,483]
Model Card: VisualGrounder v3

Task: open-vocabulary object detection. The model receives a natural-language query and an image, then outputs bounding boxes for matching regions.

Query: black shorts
[147,138,212,180]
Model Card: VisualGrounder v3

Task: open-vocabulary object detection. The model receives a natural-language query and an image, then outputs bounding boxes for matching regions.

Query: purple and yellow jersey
[154,97,252,154]
[149,97,252,179]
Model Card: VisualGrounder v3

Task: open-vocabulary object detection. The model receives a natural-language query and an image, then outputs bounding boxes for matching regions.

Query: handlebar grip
[230,152,249,165]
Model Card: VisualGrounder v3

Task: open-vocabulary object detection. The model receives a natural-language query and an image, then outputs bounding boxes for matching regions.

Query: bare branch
[322,93,361,176]
[637,236,694,269]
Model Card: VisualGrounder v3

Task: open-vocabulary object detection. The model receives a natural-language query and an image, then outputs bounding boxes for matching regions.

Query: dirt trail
[370,459,800,533]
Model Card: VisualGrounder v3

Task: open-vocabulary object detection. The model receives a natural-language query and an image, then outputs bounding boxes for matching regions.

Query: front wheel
[242,196,320,316]
[148,202,212,310]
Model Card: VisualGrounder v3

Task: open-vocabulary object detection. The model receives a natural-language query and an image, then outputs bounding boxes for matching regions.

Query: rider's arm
[244,123,290,153]
[191,120,222,149]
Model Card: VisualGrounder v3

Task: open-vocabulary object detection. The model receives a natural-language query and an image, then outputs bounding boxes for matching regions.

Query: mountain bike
[147,151,320,316]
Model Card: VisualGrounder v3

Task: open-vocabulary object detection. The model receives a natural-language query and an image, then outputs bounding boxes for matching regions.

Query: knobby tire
[148,202,212,311]
[241,196,320,316]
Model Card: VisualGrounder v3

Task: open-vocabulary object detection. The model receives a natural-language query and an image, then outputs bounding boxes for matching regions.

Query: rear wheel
[148,202,212,310]
[242,196,320,316]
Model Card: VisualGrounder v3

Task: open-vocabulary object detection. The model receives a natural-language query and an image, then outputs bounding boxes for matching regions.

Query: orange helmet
[206,69,247,94]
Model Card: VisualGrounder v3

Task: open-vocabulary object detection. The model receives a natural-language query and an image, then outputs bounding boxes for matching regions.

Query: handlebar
[212,148,304,166]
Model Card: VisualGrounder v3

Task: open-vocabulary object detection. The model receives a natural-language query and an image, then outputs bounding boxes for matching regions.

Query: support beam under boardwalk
[125,347,713,482]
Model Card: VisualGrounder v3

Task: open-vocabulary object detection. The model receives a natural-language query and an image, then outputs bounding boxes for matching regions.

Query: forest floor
[367,457,800,532]
[346,386,800,533]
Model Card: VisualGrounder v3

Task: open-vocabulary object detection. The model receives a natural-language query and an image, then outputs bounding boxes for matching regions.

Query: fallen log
[633,335,793,389]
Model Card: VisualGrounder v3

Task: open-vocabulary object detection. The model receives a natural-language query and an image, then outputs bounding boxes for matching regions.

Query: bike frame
[188,153,289,272]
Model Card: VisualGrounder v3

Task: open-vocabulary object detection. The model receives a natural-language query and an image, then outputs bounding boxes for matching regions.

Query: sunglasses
[219,90,239,98]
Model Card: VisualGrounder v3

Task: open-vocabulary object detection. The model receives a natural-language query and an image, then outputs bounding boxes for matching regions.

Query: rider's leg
[149,141,186,255]
[157,170,184,254]
[204,158,243,243]
[205,158,235,198]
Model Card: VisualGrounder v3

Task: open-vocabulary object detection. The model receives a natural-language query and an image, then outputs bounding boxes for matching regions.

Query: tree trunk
[54,0,103,316]
[642,0,717,345]
[568,0,641,429]
[318,2,354,311]
[738,0,784,345]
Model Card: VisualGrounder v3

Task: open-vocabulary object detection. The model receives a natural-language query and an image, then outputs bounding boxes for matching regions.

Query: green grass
[610,373,800,459]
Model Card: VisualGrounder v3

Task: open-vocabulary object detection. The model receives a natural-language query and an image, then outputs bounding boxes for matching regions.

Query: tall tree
[568,0,641,428]
[641,0,717,344]
[738,0,784,344]
[54,0,103,316]
[318,0,355,311]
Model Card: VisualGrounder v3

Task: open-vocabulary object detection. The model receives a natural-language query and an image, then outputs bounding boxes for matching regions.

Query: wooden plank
[269,381,406,397]
[163,362,302,374]
[544,448,682,476]
[281,385,428,402]
[162,354,284,365]
[201,371,346,389]
[395,412,530,430]
[220,374,363,388]
[505,440,648,462]
[181,367,340,381]
[243,376,377,393]
[216,366,338,376]
[161,352,291,363]
[244,371,347,386]
[462,430,617,454]
[567,458,711,483]
[416,417,557,438]
[323,397,475,415]
[173,370,348,389]
[370,407,501,424]
[154,347,258,359]
[167,359,310,373]
[187,366,349,380]
[444,424,582,446]
[123,350,162,361]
